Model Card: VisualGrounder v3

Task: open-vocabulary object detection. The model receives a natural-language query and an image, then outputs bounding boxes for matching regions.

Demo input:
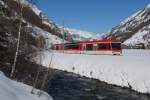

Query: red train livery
[52,40,122,55]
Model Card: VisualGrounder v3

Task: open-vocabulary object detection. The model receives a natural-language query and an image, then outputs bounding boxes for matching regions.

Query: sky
[37,0,150,34]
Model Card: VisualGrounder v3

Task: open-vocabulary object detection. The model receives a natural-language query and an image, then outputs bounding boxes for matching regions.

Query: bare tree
[10,0,54,97]
[10,0,39,78]
[38,51,54,97]
[10,0,24,78]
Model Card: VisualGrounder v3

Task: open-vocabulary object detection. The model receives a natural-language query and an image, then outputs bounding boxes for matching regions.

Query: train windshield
[111,43,121,50]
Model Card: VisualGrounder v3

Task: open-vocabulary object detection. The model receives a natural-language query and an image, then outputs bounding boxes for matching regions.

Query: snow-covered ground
[34,49,150,94]
[0,71,53,100]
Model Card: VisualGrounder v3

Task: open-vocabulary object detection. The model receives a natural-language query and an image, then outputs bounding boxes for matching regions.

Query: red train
[52,40,122,55]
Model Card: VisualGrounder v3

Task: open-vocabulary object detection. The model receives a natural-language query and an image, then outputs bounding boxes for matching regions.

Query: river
[48,69,150,100]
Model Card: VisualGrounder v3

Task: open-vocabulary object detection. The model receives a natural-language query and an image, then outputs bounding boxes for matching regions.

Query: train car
[79,40,122,55]
[52,44,63,50]
[52,40,122,55]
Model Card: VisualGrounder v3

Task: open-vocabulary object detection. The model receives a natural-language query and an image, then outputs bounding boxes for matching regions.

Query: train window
[112,43,121,50]
[86,44,93,51]
[98,43,110,50]
[65,43,79,49]
[56,46,59,50]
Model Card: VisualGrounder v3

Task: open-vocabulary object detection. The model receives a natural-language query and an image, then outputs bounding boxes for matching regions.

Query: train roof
[52,40,121,45]
[79,40,121,44]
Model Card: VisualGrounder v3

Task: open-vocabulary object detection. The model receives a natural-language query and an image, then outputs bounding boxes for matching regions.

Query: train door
[93,44,97,51]
[79,44,86,54]
[56,46,59,50]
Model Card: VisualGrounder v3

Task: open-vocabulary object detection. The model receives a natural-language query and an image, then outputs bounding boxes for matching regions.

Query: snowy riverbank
[0,71,53,100]
[34,49,150,94]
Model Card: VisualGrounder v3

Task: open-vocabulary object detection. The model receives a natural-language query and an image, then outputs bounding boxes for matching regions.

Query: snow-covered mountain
[65,28,103,41]
[0,0,65,51]
[124,24,150,46]
[104,3,150,48]
[4,0,71,41]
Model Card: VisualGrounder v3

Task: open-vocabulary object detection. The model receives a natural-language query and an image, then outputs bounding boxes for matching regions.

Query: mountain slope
[0,0,65,51]
[0,0,69,96]
[104,3,150,48]
[0,0,66,86]
[65,28,103,41]
[124,24,150,46]
[4,0,71,40]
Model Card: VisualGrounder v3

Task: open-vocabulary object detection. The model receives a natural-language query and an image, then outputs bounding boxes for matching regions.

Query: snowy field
[0,71,53,100]
[35,49,150,94]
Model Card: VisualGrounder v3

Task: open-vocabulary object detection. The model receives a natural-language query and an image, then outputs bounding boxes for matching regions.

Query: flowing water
[48,70,150,100]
